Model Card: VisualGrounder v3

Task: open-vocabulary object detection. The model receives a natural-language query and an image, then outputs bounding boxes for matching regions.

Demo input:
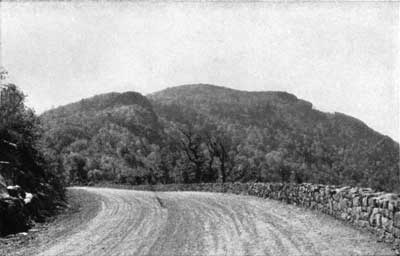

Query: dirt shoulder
[0,188,102,256]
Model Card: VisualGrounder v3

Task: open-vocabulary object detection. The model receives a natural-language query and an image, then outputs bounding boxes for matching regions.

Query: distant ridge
[44,91,152,117]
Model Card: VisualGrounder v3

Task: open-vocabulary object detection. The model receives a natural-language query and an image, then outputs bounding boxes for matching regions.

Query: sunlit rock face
[0,175,33,236]
[0,174,8,198]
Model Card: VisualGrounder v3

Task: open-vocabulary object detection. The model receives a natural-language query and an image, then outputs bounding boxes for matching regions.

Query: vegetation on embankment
[0,83,65,236]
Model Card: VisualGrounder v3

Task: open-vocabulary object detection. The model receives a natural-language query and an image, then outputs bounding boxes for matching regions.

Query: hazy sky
[1,1,399,141]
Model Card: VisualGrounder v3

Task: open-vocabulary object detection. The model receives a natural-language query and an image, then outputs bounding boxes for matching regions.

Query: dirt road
[36,187,394,256]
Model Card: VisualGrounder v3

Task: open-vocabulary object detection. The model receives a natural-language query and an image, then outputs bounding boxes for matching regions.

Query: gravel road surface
[36,187,395,256]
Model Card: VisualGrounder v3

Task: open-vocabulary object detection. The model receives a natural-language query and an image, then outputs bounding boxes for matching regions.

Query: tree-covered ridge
[42,94,160,141]
[150,84,382,140]
[40,92,164,184]
[41,84,400,191]
[151,84,399,190]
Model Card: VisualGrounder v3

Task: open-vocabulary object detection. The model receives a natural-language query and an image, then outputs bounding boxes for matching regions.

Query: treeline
[40,85,400,192]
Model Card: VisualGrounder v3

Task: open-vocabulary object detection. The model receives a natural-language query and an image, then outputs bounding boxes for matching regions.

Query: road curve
[38,187,394,256]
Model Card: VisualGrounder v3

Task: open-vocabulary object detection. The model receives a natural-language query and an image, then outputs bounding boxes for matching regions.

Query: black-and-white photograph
[0,1,399,255]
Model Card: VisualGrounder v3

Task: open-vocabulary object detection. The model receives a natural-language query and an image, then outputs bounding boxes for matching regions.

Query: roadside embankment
[0,188,101,256]
[0,174,63,236]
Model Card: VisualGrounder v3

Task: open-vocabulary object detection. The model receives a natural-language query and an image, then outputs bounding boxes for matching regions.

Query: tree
[206,129,235,183]
[264,150,291,182]
[178,125,207,183]
[64,153,87,183]
[0,79,64,196]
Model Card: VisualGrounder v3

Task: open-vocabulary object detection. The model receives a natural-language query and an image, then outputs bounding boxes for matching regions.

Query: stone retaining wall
[126,182,400,247]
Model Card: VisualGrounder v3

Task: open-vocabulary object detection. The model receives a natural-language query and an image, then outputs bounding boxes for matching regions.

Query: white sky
[1,1,399,142]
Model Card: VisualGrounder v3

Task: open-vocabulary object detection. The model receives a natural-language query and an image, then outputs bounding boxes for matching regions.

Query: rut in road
[38,187,395,256]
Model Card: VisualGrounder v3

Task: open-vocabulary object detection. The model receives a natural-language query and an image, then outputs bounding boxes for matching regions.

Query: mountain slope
[40,92,163,184]
[40,85,400,191]
[149,84,399,190]
[150,84,383,140]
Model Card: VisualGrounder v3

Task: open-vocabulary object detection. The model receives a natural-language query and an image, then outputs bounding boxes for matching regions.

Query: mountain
[42,91,161,142]
[40,84,400,191]
[40,92,163,184]
[150,84,399,190]
[150,84,383,142]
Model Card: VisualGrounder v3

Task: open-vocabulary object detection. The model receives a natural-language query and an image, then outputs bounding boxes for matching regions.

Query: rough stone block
[394,212,400,228]
[375,213,382,228]
[362,196,369,207]
[382,217,393,232]
[368,197,377,207]
[359,211,369,221]
[353,197,360,207]
[353,207,361,220]
[393,227,400,238]
[356,220,369,228]
[389,201,395,212]
[339,198,349,210]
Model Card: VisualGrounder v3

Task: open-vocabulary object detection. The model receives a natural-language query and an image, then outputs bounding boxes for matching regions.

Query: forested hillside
[40,84,400,191]
[41,92,163,184]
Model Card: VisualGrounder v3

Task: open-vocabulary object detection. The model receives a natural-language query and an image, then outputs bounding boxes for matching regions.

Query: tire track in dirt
[37,187,395,256]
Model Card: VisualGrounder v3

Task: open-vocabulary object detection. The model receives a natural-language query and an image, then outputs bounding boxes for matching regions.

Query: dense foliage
[40,84,400,191]
[41,92,162,185]
[0,84,64,197]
